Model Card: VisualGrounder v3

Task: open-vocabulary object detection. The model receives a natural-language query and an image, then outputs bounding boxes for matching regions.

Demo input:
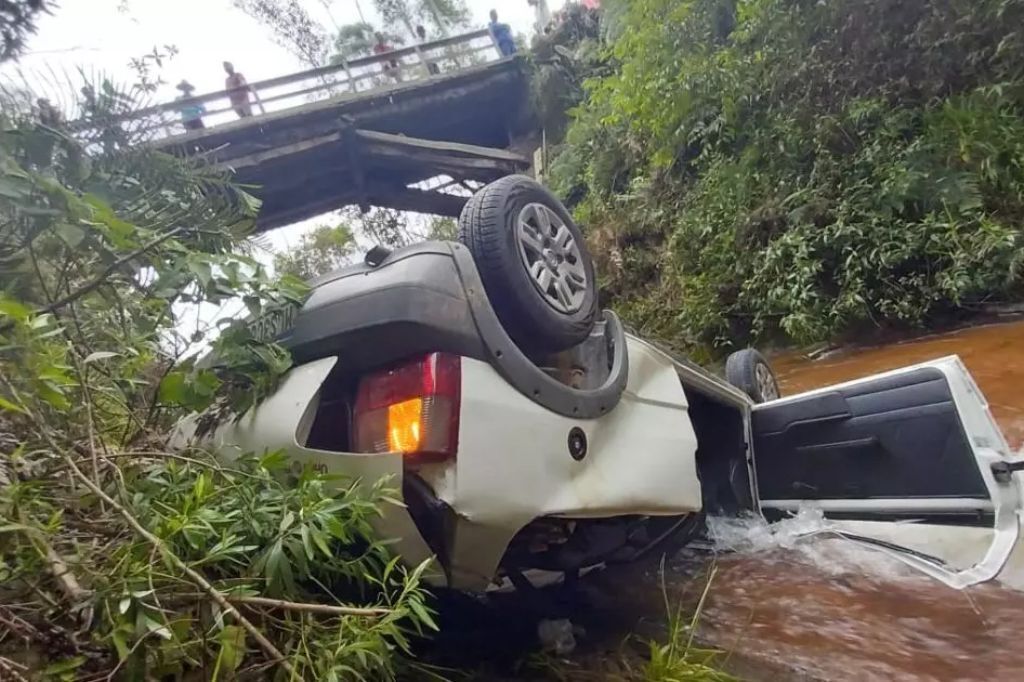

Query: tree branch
[35,226,185,317]
[59,453,295,676]
[229,595,391,618]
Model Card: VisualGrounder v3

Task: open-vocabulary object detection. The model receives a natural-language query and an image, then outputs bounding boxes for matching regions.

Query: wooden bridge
[102,30,535,230]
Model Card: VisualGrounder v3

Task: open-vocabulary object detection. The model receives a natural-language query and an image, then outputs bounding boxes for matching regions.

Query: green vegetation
[0,84,434,677]
[552,0,1024,351]
[641,568,733,682]
[274,223,358,280]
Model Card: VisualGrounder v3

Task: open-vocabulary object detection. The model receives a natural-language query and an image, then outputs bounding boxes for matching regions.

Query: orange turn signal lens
[353,353,460,462]
[387,397,423,453]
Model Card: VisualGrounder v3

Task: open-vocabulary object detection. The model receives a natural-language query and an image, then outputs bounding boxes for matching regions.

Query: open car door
[750,356,1024,588]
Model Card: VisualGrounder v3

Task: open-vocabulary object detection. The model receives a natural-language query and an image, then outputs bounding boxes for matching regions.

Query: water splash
[706,509,920,582]
[707,508,828,552]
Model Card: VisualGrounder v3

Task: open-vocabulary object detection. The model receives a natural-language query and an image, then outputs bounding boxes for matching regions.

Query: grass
[507,560,736,682]
[638,563,735,682]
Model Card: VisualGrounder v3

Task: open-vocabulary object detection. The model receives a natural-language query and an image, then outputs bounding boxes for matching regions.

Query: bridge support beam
[244,129,529,230]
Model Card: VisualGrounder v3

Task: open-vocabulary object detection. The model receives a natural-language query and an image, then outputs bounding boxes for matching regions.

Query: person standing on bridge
[415,25,441,76]
[373,32,402,80]
[223,61,254,118]
[175,80,206,131]
[488,10,517,57]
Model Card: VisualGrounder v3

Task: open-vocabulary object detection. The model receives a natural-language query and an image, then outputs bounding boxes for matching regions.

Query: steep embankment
[550,0,1024,355]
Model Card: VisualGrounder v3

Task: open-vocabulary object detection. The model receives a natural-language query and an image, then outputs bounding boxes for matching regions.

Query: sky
[8,0,559,102]
[3,0,564,256]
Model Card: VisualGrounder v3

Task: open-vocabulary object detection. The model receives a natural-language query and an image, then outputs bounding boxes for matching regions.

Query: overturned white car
[176,176,1024,592]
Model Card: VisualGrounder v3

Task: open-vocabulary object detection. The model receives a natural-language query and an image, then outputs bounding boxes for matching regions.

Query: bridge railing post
[412,44,431,79]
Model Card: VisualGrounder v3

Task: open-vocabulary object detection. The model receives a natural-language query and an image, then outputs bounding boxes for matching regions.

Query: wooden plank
[219,128,527,179]
[367,186,468,217]
[363,147,521,180]
[354,129,528,164]
[359,131,527,181]
[256,184,467,230]
[257,192,358,231]
[216,132,345,171]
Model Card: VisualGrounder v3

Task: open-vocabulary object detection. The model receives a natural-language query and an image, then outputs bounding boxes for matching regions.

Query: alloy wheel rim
[756,363,779,401]
[515,203,588,314]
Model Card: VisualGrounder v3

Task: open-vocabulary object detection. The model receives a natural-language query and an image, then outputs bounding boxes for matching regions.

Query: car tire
[458,175,598,353]
[725,348,780,403]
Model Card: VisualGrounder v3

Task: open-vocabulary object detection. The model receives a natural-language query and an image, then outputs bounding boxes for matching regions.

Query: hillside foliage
[552,0,1024,350]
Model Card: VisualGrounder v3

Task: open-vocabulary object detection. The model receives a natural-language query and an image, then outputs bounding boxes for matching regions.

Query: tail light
[353,353,460,462]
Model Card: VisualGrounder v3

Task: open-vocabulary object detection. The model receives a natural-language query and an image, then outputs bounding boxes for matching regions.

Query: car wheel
[725,348,780,403]
[458,175,598,353]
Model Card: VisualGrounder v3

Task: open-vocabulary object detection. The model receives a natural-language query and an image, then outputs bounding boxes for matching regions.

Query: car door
[750,356,1024,588]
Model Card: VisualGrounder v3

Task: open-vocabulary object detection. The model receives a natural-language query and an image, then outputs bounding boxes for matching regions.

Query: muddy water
[772,320,1024,450]
[694,549,1024,681]
[579,524,1024,681]
[686,320,1024,681]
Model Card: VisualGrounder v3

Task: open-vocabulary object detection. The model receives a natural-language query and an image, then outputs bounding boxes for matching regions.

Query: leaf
[187,258,214,287]
[0,298,31,321]
[83,193,136,247]
[85,351,120,363]
[300,524,314,561]
[142,614,172,640]
[37,383,70,410]
[0,396,27,414]
[215,625,247,679]
[111,628,130,660]
[55,222,86,248]
[279,510,295,533]
[0,171,33,199]
[312,528,333,558]
[242,295,262,318]
[158,372,188,406]
[258,450,288,472]
[192,369,221,397]
[42,656,86,676]
[409,598,438,631]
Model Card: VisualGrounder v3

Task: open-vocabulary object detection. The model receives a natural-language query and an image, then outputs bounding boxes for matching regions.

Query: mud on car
[174,176,1024,591]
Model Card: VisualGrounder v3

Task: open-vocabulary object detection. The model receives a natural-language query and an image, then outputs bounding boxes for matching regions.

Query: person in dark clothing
[488,9,517,57]
[415,24,441,75]
[36,98,62,128]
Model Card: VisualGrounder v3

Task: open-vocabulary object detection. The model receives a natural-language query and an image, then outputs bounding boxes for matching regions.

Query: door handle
[991,460,1024,483]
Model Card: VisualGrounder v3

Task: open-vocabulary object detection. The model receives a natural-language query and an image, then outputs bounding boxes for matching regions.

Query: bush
[0,90,432,678]
[553,0,1024,349]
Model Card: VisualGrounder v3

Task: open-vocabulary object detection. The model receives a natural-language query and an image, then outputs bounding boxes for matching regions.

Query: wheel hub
[515,203,588,314]
[756,363,779,401]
